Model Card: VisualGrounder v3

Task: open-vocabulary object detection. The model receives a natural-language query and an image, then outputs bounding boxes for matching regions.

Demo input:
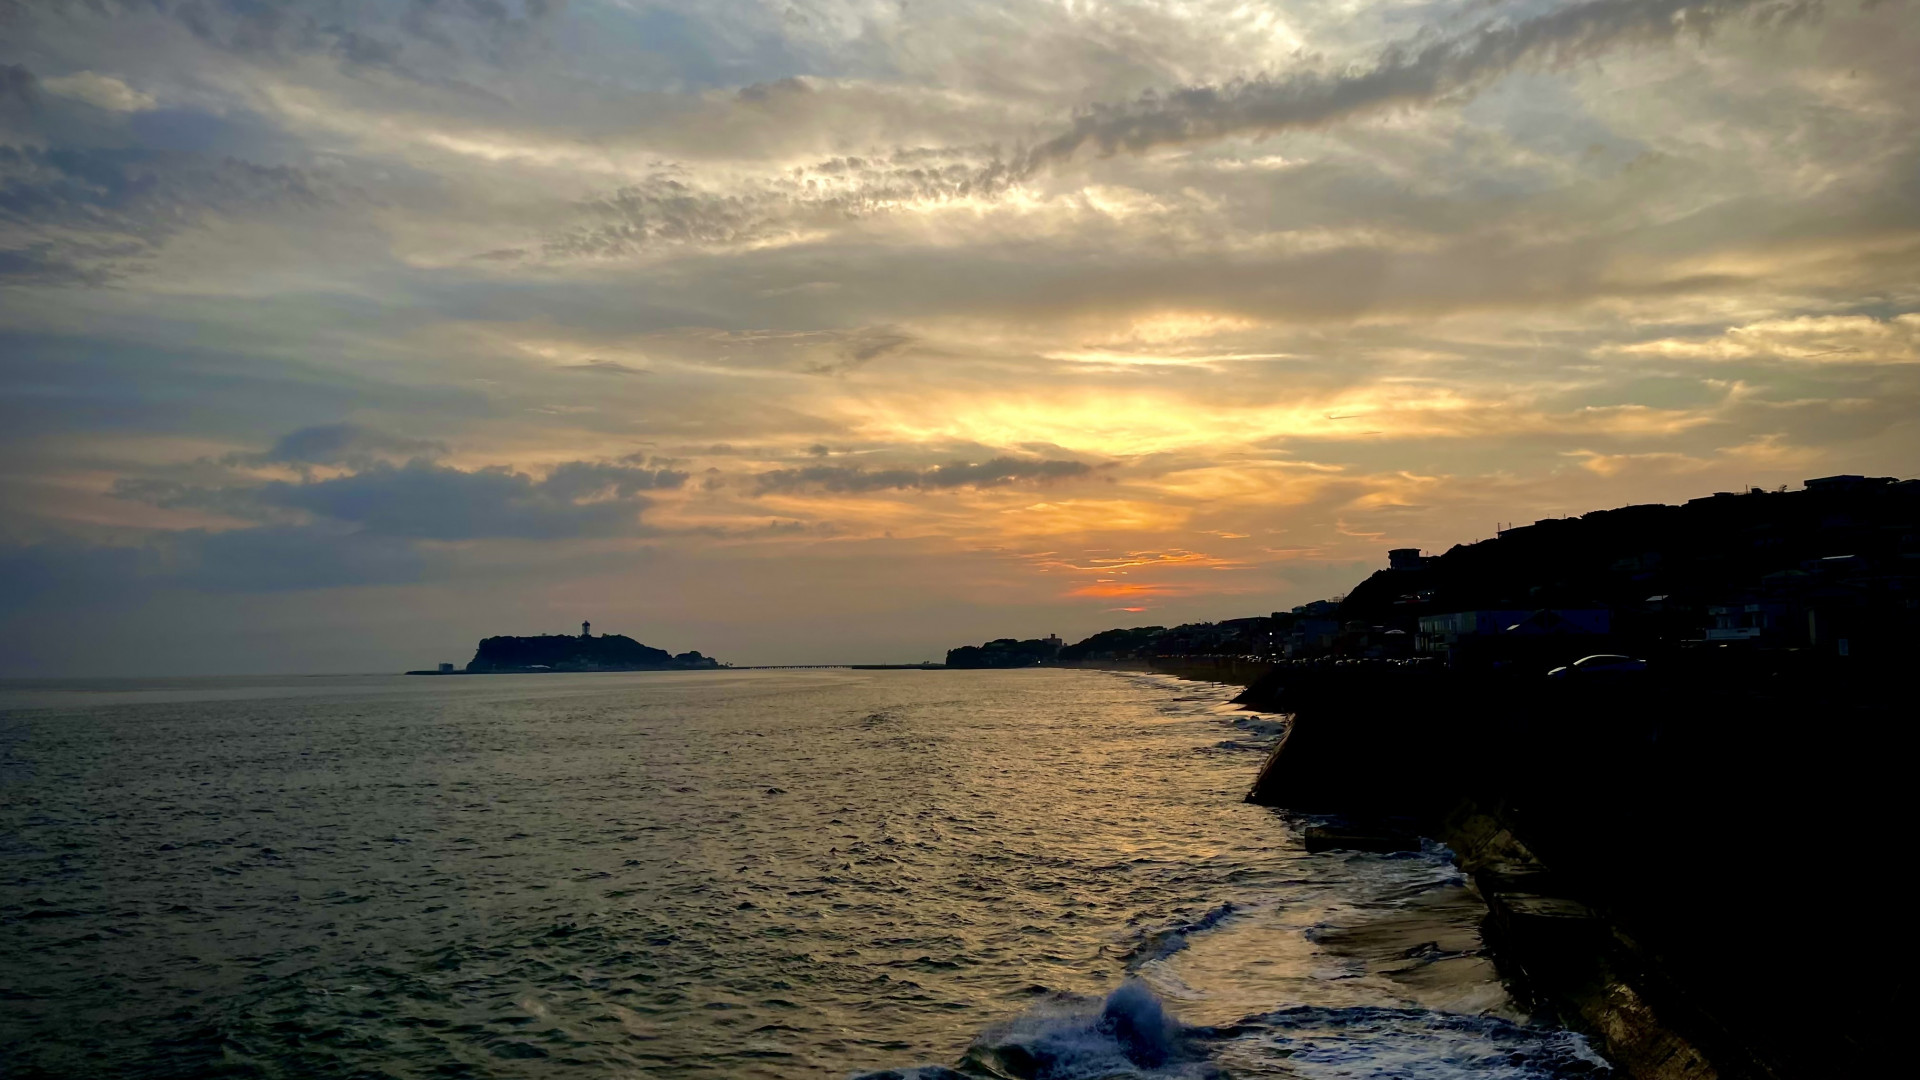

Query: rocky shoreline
[1113,655,1893,1080]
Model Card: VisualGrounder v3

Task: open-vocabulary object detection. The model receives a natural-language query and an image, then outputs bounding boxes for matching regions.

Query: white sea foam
[1219,1005,1611,1079]
[857,985,1610,1080]
[1120,902,1246,969]
[954,980,1219,1079]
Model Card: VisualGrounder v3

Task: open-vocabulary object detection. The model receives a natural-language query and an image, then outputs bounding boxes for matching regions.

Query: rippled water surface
[0,669,1605,1078]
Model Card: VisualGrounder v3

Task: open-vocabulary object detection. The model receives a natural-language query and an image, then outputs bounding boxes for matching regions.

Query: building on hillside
[1415,610,1534,656]
[1804,474,1889,494]
[1284,616,1342,657]
[1502,608,1611,636]
[1416,608,1611,662]
[1705,601,1802,645]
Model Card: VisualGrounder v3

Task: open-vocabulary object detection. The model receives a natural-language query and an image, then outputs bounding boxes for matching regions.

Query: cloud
[115,430,687,540]
[238,423,447,466]
[1017,0,1808,171]
[801,326,914,375]
[0,525,431,606]
[0,146,319,235]
[544,152,1010,259]
[4,0,1918,672]
[181,524,432,590]
[565,360,648,375]
[528,0,1815,260]
[540,461,689,499]
[0,143,327,282]
[21,451,685,602]
[0,241,119,286]
[0,64,37,112]
[753,456,1095,494]
[0,540,147,608]
[1609,313,1920,363]
[39,71,156,112]
[254,460,657,540]
[55,0,566,79]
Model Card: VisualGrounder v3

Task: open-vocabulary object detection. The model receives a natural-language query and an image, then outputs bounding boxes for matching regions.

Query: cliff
[466,633,720,673]
[1233,654,1897,1079]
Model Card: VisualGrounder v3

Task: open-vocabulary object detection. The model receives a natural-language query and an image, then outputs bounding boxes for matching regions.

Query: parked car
[1546,654,1648,678]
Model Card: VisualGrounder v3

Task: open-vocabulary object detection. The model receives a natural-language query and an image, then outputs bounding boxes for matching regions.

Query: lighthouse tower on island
[581,620,592,639]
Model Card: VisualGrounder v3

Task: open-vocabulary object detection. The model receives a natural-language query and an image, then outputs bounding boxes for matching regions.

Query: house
[1705,601,1801,644]
[1416,610,1535,655]
[1417,608,1611,660]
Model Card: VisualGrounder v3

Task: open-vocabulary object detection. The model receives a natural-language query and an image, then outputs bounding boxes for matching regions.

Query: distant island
[409,621,723,674]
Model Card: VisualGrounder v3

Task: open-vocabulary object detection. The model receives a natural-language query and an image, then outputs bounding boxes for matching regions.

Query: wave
[853,984,1610,1080]
[1118,903,1243,969]
[855,980,1216,1080]
[1222,1005,1611,1079]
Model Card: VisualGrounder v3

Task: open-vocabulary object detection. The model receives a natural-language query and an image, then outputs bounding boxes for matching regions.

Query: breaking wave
[1118,902,1244,968]
[857,984,1609,1080]
[855,980,1216,1080]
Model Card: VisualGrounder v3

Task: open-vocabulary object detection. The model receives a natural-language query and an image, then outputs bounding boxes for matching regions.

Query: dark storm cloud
[753,457,1094,495]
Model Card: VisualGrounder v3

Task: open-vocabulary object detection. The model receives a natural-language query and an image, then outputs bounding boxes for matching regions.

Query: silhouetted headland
[953,473,1919,671]
[944,634,1064,667]
[408,620,723,674]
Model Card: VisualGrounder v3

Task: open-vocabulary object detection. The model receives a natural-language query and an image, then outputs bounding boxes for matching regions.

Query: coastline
[1087,656,1893,1080]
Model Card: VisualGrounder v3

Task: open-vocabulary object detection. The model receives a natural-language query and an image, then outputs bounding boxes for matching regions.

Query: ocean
[0,668,1606,1078]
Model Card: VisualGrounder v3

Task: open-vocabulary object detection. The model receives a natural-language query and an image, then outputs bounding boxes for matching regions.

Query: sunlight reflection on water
[0,668,1601,1078]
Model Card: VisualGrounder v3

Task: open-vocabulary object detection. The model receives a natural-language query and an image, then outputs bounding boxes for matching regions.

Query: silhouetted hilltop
[467,632,720,673]
[945,636,1063,668]
[949,474,1920,667]
[1056,626,1165,661]
[1336,473,1920,662]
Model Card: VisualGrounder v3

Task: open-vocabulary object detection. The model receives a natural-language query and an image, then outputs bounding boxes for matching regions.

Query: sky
[2,0,1917,675]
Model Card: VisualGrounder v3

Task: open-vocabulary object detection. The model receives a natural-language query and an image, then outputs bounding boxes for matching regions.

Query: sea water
[0,668,1606,1078]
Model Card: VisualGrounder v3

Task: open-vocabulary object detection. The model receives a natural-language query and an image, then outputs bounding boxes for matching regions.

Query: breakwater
[1112,654,1895,1080]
